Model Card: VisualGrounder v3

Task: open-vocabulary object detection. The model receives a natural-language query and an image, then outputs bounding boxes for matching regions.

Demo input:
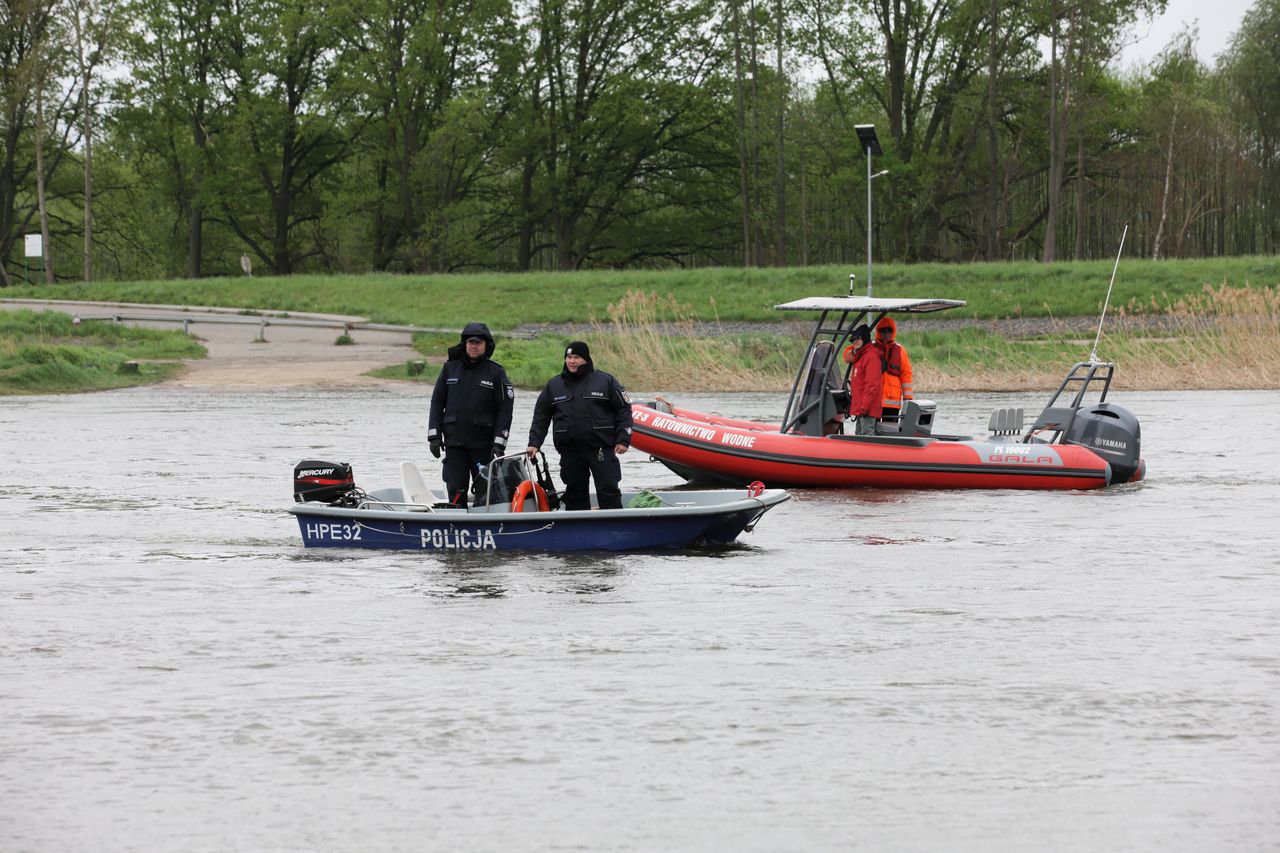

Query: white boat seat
[400,461,435,512]
[987,407,1024,436]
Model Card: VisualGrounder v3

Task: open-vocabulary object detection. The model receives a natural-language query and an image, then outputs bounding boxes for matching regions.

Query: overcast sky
[1115,0,1258,68]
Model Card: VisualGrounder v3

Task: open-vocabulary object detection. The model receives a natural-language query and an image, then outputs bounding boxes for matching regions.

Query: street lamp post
[855,124,886,297]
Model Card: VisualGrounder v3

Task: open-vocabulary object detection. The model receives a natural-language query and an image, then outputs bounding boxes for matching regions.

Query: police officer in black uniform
[428,322,515,507]
[525,341,633,510]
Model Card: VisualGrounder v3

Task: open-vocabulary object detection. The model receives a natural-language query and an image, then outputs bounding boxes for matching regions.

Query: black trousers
[442,445,491,507]
[559,446,622,510]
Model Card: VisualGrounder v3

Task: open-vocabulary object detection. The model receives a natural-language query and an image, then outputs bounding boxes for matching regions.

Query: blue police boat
[290,454,788,553]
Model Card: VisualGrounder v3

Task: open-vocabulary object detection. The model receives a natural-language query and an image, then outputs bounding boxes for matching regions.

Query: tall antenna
[1090,224,1128,363]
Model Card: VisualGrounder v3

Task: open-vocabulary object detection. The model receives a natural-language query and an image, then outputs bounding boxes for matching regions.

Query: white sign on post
[24,234,43,257]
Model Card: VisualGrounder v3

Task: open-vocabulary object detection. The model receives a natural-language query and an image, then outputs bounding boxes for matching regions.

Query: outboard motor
[293,460,355,503]
[1061,403,1142,484]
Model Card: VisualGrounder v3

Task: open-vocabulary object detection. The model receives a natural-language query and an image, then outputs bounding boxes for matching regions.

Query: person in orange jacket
[842,325,883,435]
[875,317,913,421]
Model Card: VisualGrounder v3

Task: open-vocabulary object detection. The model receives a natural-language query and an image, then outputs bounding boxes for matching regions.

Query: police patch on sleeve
[505,384,515,399]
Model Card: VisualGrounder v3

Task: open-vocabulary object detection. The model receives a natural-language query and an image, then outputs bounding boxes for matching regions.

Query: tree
[116,0,224,277]
[800,0,996,259]
[1221,0,1280,253]
[0,0,70,285]
[212,0,361,274]
[339,0,517,272]
[1039,0,1163,261]
[1142,32,1226,259]
[523,0,722,270]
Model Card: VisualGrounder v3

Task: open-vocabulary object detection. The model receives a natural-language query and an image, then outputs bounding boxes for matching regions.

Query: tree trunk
[1041,4,1060,263]
[273,122,296,274]
[1153,106,1178,261]
[72,4,93,282]
[983,0,1000,259]
[187,116,206,278]
[882,0,906,143]
[730,0,751,265]
[35,87,54,283]
[554,212,575,271]
[1074,130,1085,259]
[517,152,536,271]
[773,0,785,266]
[274,186,292,275]
[749,0,762,262]
[799,150,808,266]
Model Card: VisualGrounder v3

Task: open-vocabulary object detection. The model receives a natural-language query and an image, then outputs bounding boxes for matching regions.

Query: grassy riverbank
[5,256,1279,393]
[0,310,205,395]
[6,256,1278,327]
[372,284,1280,393]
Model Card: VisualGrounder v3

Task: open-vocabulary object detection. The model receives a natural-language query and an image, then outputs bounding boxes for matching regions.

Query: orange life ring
[510,480,550,513]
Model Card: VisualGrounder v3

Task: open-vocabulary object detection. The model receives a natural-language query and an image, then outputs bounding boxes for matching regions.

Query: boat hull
[631,404,1134,490]
[291,488,789,553]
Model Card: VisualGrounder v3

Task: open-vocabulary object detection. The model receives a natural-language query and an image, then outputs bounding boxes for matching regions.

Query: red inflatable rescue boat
[631,295,1145,491]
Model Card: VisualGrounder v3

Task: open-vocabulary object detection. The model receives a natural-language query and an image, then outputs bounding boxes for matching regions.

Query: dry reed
[589,291,796,391]
[1110,285,1280,390]
[590,285,1280,393]
[876,285,1280,392]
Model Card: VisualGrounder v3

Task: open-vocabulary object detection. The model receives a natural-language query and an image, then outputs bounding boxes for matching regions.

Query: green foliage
[4,0,1277,283]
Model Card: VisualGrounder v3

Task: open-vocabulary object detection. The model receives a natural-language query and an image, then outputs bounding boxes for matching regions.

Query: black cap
[852,325,871,344]
[565,341,591,361]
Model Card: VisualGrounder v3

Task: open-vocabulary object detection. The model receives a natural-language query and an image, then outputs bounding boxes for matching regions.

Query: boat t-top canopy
[775,294,965,435]
[775,296,966,313]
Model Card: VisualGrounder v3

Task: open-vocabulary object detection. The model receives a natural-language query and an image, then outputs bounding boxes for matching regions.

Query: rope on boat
[490,523,556,535]
[352,520,557,539]
[741,496,772,533]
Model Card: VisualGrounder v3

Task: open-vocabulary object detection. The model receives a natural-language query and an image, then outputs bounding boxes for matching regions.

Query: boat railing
[1023,361,1115,443]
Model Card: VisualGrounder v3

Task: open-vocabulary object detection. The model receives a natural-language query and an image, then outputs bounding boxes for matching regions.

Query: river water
[2,384,1277,852]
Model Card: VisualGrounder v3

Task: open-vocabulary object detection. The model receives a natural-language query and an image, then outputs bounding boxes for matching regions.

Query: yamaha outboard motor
[1061,403,1142,485]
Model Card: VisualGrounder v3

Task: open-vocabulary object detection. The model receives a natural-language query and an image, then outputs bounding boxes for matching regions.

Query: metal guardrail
[71,312,537,339]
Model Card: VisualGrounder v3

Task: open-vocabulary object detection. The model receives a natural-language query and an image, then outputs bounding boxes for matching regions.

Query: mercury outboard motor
[1061,403,1142,484]
[293,460,355,503]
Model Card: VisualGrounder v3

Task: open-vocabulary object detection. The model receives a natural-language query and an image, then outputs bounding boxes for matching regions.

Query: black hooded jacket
[527,361,633,451]
[428,322,515,449]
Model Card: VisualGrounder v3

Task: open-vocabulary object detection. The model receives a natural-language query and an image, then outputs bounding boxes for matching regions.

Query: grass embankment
[0,310,205,395]
[6,255,1278,326]
[7,256,1280,392]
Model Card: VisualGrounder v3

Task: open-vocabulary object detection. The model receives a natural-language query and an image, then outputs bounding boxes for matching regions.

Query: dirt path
[2,299,425,388]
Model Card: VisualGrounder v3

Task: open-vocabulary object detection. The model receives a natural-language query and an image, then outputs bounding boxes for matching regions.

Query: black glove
[491,444,504,460]
[429,438,442,459]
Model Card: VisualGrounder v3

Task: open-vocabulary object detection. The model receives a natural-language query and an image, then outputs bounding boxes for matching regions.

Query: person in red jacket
[843,324,883,435]
[875,317,913,421]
